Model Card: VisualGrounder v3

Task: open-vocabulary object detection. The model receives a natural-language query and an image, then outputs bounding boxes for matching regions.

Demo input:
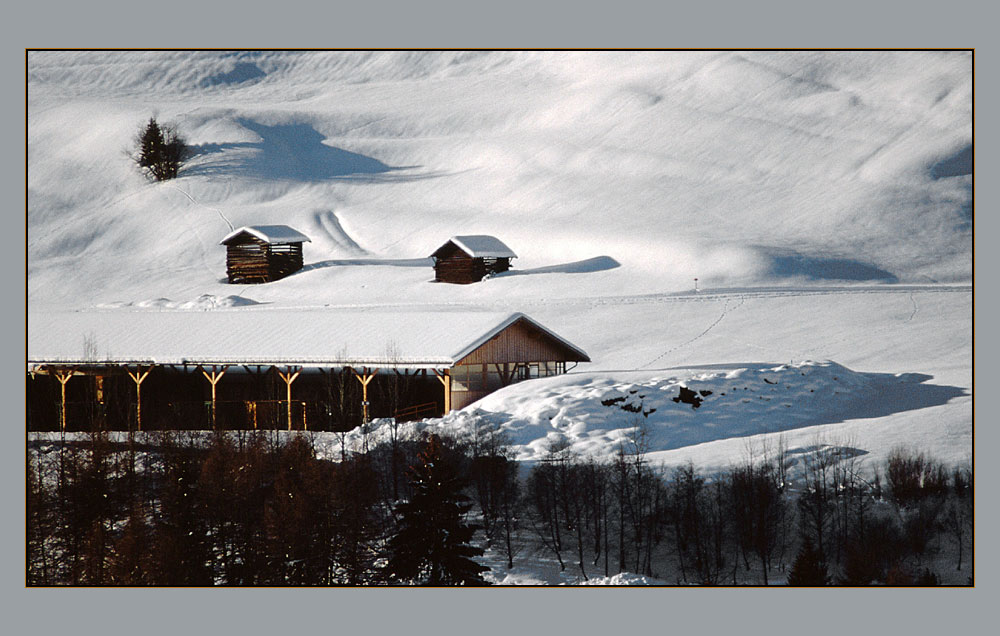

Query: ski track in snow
[907,291,919,322]
[167,183,234,232]
[639,294,745,369]
[279,284,969,314]
[313,209,367,255]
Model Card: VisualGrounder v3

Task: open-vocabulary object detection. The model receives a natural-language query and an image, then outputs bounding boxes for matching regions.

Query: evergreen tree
[135,117,187,181]
[787,537,828,586]
[386,435,489,586]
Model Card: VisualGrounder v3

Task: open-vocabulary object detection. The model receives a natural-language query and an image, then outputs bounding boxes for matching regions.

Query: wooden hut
[430,235,517,284]
[220,225,311,284]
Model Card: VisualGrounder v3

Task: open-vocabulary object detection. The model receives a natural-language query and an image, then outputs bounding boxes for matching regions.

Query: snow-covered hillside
[27,51,972,471]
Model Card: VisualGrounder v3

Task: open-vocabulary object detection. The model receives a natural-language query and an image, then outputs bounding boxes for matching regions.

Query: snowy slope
[27,51,972,470]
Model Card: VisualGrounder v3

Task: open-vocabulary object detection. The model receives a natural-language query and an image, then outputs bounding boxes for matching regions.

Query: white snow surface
[28,51,972,475]
[446,235,518,259]
[220,225,312,244]
[28,308,585,367]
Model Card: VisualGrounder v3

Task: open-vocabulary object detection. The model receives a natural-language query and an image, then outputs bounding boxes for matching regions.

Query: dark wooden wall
[226,237,304,284]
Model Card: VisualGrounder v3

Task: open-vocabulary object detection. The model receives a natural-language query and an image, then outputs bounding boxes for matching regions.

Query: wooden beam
[200,365,229,430]
[492,362,516,387]
[352,367,379,424]
[433,368,451,414]
[53,370,74,432]
[247,401,258,430]
[125,365,152,432]
[277,366,301,430]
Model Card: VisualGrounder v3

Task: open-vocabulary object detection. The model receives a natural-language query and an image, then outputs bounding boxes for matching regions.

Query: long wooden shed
[28,310,590,432]
[221,225,311,284]
[430,235,517,284]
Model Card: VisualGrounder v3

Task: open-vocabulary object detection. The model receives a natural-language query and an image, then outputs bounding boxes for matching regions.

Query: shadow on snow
[497,256,622,277]
[581,362,967,452]
[184,118,445,183]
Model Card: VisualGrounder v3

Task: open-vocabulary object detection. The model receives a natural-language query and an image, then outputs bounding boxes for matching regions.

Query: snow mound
[96,294,262,310]
[349,360,965,464]
[573,573,667,586]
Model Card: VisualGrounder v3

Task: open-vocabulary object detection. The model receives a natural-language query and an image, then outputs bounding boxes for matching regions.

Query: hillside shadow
[930,144,972,179]
[758,248,897,283]
[199,62,267,88]
[498,256,621,277]
[185,118,444,183]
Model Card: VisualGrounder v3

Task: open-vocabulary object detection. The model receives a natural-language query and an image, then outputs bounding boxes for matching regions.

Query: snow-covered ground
[27,50,972,584]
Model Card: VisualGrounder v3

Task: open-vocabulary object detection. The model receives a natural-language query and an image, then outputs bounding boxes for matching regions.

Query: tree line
[522,433,972,585]
[27,421,972,586]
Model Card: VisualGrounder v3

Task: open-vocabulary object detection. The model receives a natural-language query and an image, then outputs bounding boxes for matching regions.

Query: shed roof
[434,235,517,259]
[28,309,588,369]
[220,225,312,245]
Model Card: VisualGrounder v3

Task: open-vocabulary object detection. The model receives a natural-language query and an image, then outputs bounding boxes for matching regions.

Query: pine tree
[787,537,828,586]
[386,435,489,585]
[136,117,187,181]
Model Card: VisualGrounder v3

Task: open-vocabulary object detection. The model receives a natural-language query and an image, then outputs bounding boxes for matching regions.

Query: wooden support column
[242,365,267,430]
[433,368,451,414]
[247,401,258,430]
[53,369,74,432]
[125,365,152,432]
[277,366,301,431]
[492,363,516,387]
[200,365,229,430]
[352,367,379,424]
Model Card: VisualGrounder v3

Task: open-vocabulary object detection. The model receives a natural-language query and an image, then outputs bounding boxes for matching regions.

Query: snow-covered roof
[440,235,517,259]
[28,309,588,369]
[220,225,312,245]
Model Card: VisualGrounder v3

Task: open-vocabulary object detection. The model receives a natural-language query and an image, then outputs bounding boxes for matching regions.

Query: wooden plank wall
[457,318,583,365]
[226,238,304,284]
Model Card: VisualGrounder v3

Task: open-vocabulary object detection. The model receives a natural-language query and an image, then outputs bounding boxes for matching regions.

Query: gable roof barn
[220,225,311,284]
[430,235,517,284]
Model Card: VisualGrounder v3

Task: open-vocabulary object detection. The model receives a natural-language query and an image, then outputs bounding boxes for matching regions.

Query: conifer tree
[787,537,828,586]
[386,435,489,585]
[135,117,187,181]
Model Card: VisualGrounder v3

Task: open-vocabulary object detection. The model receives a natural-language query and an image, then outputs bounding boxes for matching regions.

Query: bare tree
[377,342,414,501]
[797,440,835,567]
[728,455,784,585]
[526,441,570,572]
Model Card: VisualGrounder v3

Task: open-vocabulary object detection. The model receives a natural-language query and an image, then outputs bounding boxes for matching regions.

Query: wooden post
[277,366,301,431]
[200,365,228,430]
[433,368,451,414]
[352,367,379,425]
[492,363,517,387]
[125,365,152,432]
[242,365,266,430]
[53,370,74,432]
[247,401,258,430]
